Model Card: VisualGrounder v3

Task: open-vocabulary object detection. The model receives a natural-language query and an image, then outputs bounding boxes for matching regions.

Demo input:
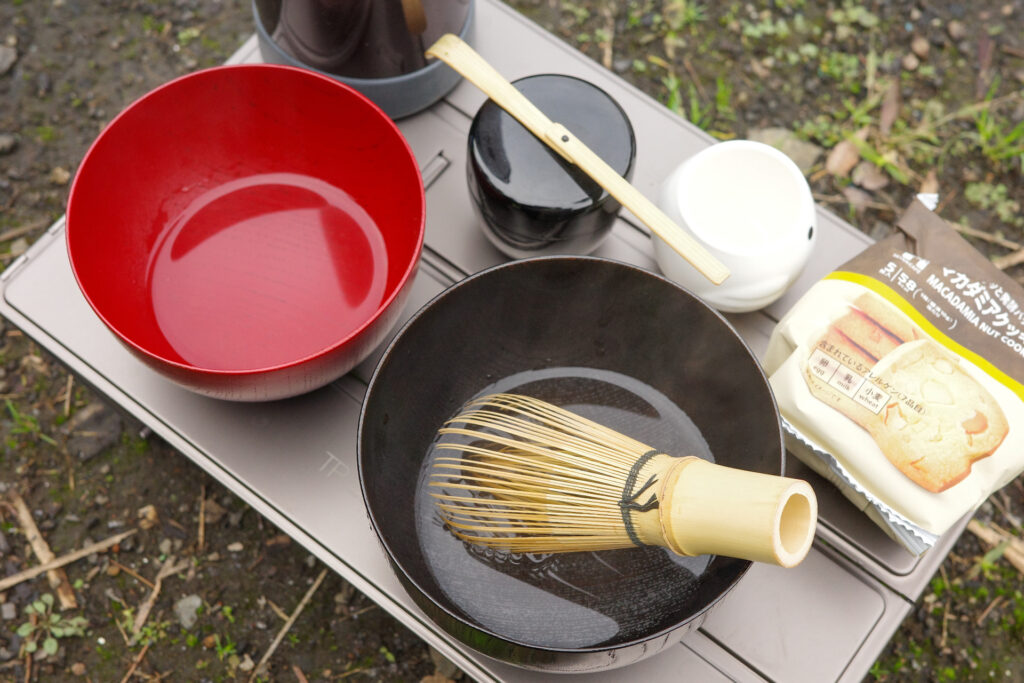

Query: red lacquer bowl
[67,64,424,401]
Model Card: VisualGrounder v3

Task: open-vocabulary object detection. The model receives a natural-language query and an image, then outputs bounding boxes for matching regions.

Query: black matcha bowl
[357,256,785,673]
[466,75,636,259]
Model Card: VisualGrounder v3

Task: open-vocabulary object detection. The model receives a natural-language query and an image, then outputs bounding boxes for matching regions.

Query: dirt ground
[1,0,1024,681]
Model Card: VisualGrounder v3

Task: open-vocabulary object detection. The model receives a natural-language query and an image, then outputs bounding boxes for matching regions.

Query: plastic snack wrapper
[764,200,1024,555]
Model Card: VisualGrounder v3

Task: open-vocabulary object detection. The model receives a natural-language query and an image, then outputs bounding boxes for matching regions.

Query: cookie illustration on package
[866,339,1008,492]
[804,292,1008,492]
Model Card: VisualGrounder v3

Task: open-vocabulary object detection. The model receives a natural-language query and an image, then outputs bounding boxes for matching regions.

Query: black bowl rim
[356,254,785,655]
[467,73,637,216]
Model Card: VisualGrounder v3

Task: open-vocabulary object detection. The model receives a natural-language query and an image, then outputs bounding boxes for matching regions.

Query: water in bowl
[146,172,388,370]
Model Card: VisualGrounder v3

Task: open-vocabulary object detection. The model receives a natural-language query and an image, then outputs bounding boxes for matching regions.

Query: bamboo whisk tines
[429,393,818,568]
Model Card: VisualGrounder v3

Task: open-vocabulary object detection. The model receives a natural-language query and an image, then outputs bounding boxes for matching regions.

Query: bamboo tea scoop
[425,34,731,286]
[430,393,817,568]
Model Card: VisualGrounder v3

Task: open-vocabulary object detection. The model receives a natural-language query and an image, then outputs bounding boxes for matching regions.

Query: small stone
[747,127,823,174]
[947,20,967,40]
[159,538,173,556]
[238,654,255,672]
[0,133,16,155]
[65,403,122,461]
[94,494,109,506]
[202,634,218,649]
[174,594,202,630]
[253,620,268,630]
[901,53,920,71]
[1003,4,1014,17]
[227,510,245,528]
[9,238,28,258]
[106,564,120,577]
[205,552,220,562]
[49,167,70,185]
[0,46,16,76]
[304,555,316,568]
[226,542,243,553]
[1,602,16,620]
[911,35,930,59]
[71,662,86,676]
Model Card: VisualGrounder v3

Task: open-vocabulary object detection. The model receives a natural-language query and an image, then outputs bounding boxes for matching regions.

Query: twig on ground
[198,485,206,553]
[114,611,132,646]
[681,57,707,101]
[247,551,265,571]
[250,569,329,682]
[1002,45,1024,59]
[948,221,1022,251]
[110,560,156,590]
[934,186,958,215]
[63,374,74,417]
[119,643,151,683]
[939,600,950,649]
[131,557,190,643]
[292,664,311,683]
[600,5,614,69]
[266,597,289,622]
[977,595,1005,626]
[991,490,1023,531]
[0,219,48,244]
[992,249,1024,271]
[9,491,78,609]
[0,529,137,592]
[812,192,897,213]
[967,519,1024,575]
[64,451,75,493]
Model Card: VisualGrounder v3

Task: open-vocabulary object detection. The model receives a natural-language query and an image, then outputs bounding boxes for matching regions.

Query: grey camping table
[0,2,959,680]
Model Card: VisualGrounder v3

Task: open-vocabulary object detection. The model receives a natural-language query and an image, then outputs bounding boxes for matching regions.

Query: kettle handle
[402,0,427,34]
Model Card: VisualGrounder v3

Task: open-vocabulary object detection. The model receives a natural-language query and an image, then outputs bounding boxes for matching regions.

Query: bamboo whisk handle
[424,33,730,286]
[656,457,817,568]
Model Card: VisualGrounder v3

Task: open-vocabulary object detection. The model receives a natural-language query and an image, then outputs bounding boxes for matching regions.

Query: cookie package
[765,200,1024,554]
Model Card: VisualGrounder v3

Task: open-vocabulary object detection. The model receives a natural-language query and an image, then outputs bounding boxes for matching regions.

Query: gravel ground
[2,1,1024,681]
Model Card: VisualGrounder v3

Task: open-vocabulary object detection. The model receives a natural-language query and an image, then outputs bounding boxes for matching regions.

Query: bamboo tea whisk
[430,394,817,568]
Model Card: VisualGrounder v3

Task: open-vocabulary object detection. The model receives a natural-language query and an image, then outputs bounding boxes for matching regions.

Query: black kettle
[254,0,474,117]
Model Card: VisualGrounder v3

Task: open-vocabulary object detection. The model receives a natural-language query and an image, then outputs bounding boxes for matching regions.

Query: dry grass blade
[249,568,328,682]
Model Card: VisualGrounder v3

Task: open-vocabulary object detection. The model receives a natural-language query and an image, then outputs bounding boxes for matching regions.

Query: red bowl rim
[66,63,426,378]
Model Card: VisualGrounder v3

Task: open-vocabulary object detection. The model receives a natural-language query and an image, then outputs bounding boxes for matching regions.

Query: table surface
[0,2,963,681]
